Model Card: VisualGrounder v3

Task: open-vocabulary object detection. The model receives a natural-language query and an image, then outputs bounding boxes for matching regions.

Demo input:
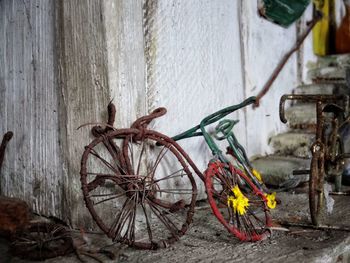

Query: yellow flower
[232,185,244,197]
[252,169,263,183]
[265,192,277,209]
[227,186,249,215]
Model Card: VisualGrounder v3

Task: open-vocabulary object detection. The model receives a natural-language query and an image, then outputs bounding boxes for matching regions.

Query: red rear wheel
[205,161,271,241]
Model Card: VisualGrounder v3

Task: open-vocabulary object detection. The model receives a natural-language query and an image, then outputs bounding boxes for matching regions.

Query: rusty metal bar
[254,13,322,107]
[0,132,13,189]
[279,94,348,124]
[279,221,350,232]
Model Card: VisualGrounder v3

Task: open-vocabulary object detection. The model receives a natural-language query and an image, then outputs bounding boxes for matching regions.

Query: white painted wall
[144,1,246,198]
[0,0,314,224]
[133,0,312,196]
[242,1,299,157]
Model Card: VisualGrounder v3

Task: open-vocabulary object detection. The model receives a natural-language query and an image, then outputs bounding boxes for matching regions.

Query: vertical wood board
[56,0,110,226]
[103,0,147,127]
[0,0,63,217]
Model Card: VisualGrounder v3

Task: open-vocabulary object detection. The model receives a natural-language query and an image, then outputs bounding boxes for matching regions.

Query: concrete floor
[1,188,350,263]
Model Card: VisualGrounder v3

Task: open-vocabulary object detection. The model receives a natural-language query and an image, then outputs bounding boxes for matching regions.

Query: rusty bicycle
[280,94,350,226]
[80,97,275,249]
[80,103,197,249]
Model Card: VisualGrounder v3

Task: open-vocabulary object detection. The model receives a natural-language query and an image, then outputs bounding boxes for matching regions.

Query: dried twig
[329,191,350,196]
[279,221,350,232]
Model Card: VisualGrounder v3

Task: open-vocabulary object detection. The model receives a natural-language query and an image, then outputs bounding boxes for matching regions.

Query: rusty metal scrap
[0,196,30,238]
[280,94,350,226]
[10,222,74,260]
[0,131,13,176]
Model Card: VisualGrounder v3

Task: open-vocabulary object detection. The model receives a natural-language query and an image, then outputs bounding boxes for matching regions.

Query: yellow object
[252,169,263,183]
[227,186,250,215]
[265,192,277,209]
[312,0,335,56]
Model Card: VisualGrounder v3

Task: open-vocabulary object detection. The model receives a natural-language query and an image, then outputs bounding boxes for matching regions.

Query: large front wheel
[205,161,271,241]
[81,129,197,249]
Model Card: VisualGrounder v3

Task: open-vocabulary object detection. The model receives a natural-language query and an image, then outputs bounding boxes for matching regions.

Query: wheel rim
[81,130,197,249]
[309,152,325,226]
[205,161,271,241]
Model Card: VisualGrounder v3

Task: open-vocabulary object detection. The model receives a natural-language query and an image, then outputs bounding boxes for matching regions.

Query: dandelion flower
[265,192,277,209]
[252,168,263,183]
[227,185,250,215]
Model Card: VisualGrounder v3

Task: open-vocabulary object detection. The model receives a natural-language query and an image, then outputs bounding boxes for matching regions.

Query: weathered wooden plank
[56,0,110,226]
[0,0,63,218]
[103,0,147,127]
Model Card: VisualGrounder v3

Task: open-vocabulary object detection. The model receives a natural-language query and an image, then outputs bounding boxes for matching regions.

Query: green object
[172,96,264,190]
[172,96,256,158]
[261,0,310,27]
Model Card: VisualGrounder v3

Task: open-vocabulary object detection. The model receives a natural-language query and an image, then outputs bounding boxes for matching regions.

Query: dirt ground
[1,188,350,263]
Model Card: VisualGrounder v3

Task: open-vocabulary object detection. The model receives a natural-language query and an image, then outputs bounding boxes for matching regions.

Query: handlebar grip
[279,94,350,124]
[131,107,167,129]
[279,95,289,124]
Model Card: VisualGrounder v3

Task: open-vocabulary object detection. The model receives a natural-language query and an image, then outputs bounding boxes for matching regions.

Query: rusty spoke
[91,190,138,205]
[89,148,120,175]
[103,138,127,175]
[140,202,154,244]
[147,145,171,180]
[109,195,136,239]
[128,136,135,173]
[247,208,265,229]
[151,188,194,195]
[150,168,187,185]
[147,201,179,238]
[136,140,146,176]
[148,198,184,224]
[123,193,138,243]
[86,172,137,185]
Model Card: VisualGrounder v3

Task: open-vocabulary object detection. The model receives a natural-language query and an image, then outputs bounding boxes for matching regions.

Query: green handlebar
[172,96,256,142]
